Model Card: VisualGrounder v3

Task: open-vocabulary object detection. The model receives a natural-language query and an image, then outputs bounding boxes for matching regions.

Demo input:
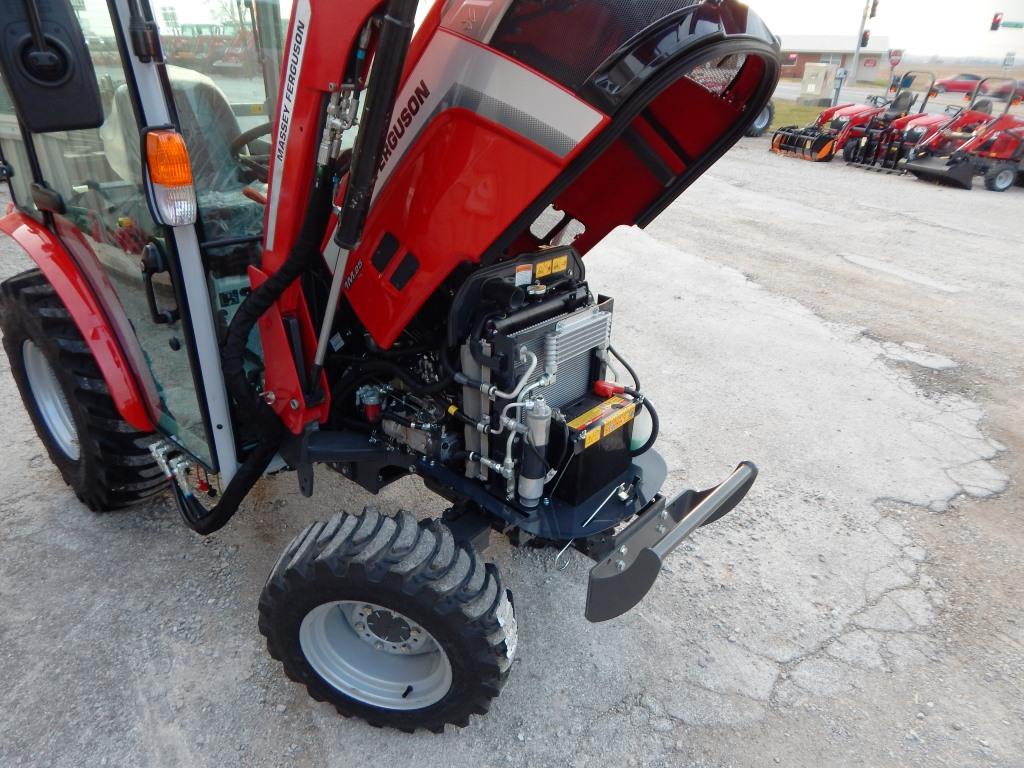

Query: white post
[849,0,871,84]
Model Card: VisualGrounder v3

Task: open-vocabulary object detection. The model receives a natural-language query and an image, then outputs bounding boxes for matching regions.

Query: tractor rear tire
[983,164,1017,192]
[259,507,516,733]
[745,101,775,137]
[0,269,165,510]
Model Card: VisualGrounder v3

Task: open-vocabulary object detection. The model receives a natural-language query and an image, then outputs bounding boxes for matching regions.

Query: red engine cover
[307,0,779,351]
[334,28,607,348]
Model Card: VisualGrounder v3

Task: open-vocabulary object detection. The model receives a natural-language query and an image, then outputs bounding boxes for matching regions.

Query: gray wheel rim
[995,169,1014,189]
[22,340,80,460]
[753,105,771,131]
[299,600,453,710]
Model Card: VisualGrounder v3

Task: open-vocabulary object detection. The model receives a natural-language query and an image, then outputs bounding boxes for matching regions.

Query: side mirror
[0,0,104,133]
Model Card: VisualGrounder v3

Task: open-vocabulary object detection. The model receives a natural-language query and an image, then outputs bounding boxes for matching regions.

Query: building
[780,34,894,83]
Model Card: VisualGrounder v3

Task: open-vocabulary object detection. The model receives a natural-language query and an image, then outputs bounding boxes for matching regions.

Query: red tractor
[844,76,1008,172]
[906,80,1024,191]
[770,71,934,162]
[0,0,778,732]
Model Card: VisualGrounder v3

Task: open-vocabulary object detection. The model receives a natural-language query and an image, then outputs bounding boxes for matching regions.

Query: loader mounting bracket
[585,461,758,622]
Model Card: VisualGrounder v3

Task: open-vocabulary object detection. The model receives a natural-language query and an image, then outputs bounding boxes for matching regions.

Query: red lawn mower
[771,71,934,162]
[906,79,1024,191]
[0,0,778,732]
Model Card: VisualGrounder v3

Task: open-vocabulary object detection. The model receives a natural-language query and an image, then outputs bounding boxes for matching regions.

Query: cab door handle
[140,242,180,325]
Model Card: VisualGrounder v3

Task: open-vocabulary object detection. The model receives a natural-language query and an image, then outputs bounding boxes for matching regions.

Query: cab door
[16,10,222,469]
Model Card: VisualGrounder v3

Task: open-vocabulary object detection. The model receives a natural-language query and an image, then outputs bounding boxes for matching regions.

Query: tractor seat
[883,90,916,119]
[167,66,245,193]
[102,66,243,193]
[973,99,994,115]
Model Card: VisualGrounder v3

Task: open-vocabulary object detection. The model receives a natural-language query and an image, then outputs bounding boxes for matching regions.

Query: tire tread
[0,269,162,510]
[259,508,515,733]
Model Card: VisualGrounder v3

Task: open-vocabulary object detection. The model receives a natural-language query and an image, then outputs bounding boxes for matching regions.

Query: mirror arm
[21,0,49,54]
[126,0,162,63]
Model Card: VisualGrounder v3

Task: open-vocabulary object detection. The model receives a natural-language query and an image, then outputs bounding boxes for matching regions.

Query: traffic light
[992,12,1003,30]
[860,29,871,48]
[870,0,879,18]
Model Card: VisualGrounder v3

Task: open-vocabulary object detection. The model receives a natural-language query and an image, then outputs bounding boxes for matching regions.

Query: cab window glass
[155,1,287,247]
[28,7,215,466]
[0,73,36,209]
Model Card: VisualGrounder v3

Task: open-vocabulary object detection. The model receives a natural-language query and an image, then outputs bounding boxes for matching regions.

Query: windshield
[149,1,287,243]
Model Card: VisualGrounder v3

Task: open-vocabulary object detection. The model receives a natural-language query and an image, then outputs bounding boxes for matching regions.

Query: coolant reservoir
[630,405,654,452]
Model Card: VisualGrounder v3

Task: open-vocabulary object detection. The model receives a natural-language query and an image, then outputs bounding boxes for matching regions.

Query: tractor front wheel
[0,269,165,510]
[259,507,516,732]
[842,139,858,163]
[983,164,1018,192]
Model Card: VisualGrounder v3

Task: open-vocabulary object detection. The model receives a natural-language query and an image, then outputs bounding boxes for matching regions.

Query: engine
[333,244,641,513]
[296,0,777,518]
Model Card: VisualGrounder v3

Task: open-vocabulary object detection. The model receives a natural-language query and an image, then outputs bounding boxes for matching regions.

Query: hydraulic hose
[609,345,641,391]
[175,162,336,535]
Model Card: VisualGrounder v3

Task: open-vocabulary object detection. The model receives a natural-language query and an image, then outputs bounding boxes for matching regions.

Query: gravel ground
[0,140,1021,768]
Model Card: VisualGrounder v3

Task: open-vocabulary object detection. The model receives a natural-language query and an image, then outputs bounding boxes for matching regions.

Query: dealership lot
[0,137,1021,767]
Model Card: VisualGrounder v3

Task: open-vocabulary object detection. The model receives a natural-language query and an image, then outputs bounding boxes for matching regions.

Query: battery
[554,394,635,506]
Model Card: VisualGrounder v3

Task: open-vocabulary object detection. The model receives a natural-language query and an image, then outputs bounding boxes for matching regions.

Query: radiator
[511,305,611,411]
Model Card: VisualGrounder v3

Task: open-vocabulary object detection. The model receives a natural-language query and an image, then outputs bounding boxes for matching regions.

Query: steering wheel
[230,121,273,183]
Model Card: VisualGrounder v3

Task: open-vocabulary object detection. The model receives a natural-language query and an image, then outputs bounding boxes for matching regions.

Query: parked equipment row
[769,73,1024,192]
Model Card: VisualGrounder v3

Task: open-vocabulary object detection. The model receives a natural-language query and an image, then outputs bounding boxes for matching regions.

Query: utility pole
[839,0,872,103]
[848,0,874,91]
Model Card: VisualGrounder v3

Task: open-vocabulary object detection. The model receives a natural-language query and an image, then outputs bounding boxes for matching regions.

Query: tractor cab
[0,0,286,470]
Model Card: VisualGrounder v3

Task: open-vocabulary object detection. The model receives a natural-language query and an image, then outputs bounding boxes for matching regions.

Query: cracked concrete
[2,137,1023,767]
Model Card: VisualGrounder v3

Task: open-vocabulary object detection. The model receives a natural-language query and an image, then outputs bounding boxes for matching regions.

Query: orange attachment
[145,130,193,187]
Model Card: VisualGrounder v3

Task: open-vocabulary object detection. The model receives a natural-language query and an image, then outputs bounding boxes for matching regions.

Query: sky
[751,0,1024,58]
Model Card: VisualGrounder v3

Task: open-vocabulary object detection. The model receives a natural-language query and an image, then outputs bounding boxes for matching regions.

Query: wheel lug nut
[355,622,365,632]
[374,641,384,651]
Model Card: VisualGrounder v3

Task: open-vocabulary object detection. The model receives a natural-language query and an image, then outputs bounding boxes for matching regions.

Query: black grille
[489,0,702,93]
